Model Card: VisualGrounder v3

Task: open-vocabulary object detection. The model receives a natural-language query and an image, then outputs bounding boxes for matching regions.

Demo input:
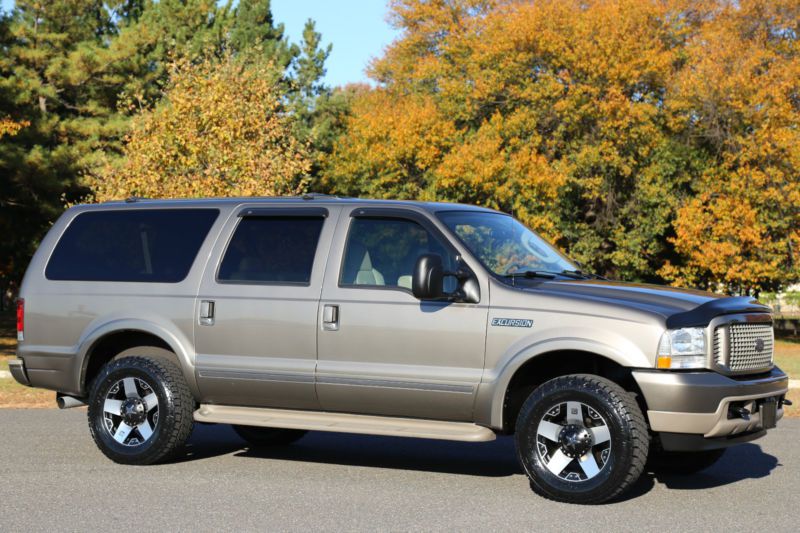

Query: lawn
[0,311,53,407]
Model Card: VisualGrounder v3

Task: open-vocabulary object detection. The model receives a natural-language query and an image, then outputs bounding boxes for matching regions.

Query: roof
[87,194,500,214]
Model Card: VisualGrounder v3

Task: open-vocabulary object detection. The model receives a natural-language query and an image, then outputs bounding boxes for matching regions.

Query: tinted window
[218,216,324,284]
[340,217,455,290]
[46,209,219,283]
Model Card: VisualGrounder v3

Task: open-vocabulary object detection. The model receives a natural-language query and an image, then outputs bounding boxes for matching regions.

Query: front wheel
[87,356,195,465]
[515,374,648,504]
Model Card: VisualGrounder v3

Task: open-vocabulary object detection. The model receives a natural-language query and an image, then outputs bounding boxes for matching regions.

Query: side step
[194,404,496,442]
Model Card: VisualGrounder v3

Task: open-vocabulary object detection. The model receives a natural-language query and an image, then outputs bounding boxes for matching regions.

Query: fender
[474,335,652,430]
[75,318,199,398]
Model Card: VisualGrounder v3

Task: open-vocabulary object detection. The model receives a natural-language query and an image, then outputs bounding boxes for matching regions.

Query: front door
[194,205,339,409]
[316,208,489,421]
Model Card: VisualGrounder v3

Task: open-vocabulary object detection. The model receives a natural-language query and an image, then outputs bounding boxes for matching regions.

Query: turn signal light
[656,356,672,369]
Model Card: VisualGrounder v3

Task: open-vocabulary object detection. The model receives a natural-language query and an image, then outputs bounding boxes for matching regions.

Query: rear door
[316,207,489,421]
[194,205,339,409]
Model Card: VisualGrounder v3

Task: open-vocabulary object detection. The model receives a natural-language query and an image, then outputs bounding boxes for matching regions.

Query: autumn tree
[86,56,311,201]
[326,0,693,280]
[325,0,800,291]
[660,0,800,293]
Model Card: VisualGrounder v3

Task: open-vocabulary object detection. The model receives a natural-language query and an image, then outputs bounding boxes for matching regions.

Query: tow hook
[781,398,793,407]
[730,405,751,420]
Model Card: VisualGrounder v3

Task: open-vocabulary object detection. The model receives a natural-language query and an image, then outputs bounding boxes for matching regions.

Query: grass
[774,338,800,378]
[774,337,800,418]
[0,311,54,407]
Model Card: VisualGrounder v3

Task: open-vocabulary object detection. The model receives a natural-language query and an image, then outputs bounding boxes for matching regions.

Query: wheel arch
[478,342,648,433]
[77,320,198,398]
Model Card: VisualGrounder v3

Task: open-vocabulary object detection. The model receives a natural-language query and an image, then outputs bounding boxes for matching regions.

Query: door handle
[322,304,339,331]
[199,300,215,326]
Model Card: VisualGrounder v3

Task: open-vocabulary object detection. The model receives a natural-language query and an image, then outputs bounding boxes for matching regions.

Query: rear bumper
[633,367,788,448]
[8,359,31,386]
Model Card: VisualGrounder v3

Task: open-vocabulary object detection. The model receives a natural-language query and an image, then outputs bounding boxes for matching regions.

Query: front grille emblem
[755,338,765,353]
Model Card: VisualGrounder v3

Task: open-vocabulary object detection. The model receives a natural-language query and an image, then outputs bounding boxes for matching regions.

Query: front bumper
[633,367,788,446]
[8,359,31,386]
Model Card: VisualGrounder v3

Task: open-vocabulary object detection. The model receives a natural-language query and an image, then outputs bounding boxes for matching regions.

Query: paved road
[1,410,798,532]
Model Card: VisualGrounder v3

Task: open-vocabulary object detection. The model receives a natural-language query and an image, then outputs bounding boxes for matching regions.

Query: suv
[9,196,788,503]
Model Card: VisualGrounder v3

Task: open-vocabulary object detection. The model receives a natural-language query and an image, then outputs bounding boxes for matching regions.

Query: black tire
[515,374,648,504]
[87,356,194,465]
[648,448,726,475]
[233,425,307,447]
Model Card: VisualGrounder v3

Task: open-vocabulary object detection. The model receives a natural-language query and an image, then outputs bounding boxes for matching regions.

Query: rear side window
[46,209,219,283]
[218,216,325,284]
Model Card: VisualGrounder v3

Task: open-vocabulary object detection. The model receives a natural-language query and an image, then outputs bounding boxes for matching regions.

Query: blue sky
[273,0,398,86]
[0,0,398,87]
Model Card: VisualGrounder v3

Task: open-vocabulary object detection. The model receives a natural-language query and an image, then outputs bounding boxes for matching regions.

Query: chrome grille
[713,327,723,365]
[715,323,774,373]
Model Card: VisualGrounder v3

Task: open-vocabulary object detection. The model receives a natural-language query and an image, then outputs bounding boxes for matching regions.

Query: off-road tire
[515,374,648,504]
[233,425,308,447]
[88,356,194,465]
[648,448,726,475]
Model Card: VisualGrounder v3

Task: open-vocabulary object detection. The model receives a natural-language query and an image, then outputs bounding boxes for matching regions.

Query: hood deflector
[665,296,770,329]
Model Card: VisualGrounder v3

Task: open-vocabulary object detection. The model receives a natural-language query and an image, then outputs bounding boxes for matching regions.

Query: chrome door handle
[199,300,215,326]
[322,304,339,331]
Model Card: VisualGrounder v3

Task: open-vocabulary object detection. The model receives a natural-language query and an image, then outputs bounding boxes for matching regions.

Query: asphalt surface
[1,410,798,532]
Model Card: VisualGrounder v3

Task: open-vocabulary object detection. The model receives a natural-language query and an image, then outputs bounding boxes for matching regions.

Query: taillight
[16,298,24,342]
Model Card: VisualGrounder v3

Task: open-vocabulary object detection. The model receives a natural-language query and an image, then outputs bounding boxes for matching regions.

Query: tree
[0,0,333,292]
[325,0,800,291]
[327,0,691,280]
[229,0,296,67]
[86,56,311,200]
[659,0,800,293]
[0,0,117,289]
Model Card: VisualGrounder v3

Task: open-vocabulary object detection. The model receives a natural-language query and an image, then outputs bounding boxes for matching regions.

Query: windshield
[437,211,577,277]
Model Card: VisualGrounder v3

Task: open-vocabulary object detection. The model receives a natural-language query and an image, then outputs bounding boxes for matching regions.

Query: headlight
[656,327,707,369]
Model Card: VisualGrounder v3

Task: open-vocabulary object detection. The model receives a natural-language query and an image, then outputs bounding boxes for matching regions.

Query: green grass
[774,338,800,379]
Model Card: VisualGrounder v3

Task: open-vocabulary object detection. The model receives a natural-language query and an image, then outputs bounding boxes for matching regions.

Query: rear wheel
[87,356,194,465]
[515,374,648,504]
[233,425,307,447]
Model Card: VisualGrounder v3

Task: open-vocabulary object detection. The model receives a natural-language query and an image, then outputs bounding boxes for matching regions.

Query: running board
[194,404,496,442]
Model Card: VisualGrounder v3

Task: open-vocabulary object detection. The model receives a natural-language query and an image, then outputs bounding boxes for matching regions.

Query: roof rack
[124,196,147,203]
[302,192,339,201]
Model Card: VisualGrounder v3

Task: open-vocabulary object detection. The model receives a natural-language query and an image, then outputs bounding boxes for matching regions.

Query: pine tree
[0,0,115,293]
[229,0,296,67]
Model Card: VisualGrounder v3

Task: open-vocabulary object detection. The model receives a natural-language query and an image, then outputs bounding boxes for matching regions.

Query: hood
[521,279,770,327]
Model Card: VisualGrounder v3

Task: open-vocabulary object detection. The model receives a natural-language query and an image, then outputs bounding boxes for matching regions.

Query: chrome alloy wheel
[536,401,611,482]
[102,377,159,447]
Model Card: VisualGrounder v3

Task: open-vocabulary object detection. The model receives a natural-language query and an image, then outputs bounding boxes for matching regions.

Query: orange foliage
[327,0,800,291]
[88,56,310,201]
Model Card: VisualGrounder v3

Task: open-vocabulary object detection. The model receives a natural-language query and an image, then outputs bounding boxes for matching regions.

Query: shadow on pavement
[649,443,779,490]
[177,424,779,489]
[237,430,524,478]
[179,422,523,477]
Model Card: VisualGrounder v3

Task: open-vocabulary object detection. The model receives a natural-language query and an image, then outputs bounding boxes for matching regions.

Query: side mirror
[412,254,445,300]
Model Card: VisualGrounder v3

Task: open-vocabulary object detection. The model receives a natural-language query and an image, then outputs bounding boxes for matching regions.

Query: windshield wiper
[503,271,557,279]
[560,269,608,280]
[502,271,557,285]
[502,270,607,285]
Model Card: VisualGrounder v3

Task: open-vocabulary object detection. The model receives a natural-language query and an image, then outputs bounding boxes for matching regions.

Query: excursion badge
[491,318,533,328]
